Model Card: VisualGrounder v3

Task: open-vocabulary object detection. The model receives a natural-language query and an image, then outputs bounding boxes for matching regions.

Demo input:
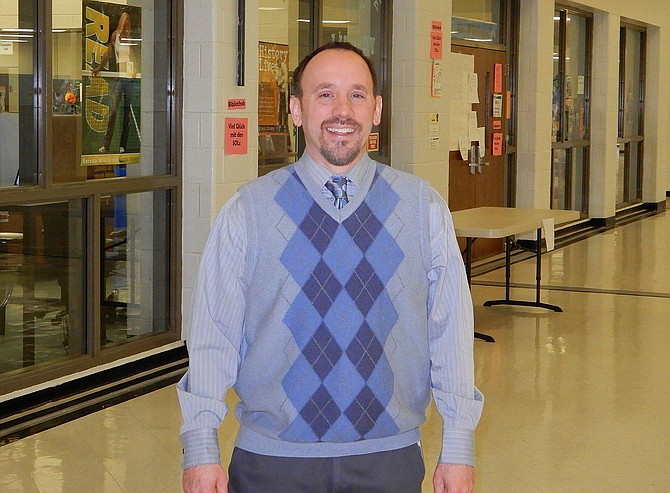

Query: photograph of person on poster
[91,11,137,154]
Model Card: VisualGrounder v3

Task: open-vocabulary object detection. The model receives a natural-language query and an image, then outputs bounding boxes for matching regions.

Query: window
[617,25,645,207]
[551,8,591,212]
[452,0,502,44]
[257,0,390,176]
[0,0,181,393]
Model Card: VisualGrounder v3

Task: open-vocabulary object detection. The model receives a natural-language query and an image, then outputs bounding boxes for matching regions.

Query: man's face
[290,49,382,174]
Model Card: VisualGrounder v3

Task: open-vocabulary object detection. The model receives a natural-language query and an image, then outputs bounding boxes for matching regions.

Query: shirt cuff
[439,427,475,467]
[180,428,221,470]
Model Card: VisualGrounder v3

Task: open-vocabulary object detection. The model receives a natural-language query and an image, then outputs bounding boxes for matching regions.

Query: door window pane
[616,143,625,204]
[552,15,561,142]
[452,0,501,44]
[257,0,387,175]
[52,0,171,183]
[101,189,169,347]
[628,141,640,201]
[0,1,37,187]
[552,149,567,210]
[571,148,586,212]
[0,200,86,374]
[623,30,641,137]
[564,14,588,141]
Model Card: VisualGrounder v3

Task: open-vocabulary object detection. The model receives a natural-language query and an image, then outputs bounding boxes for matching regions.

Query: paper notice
[478,127,486,157]
[431,59,443,97]
[468,111,478,141]
[468,73,479,103]
[459,138,469,161]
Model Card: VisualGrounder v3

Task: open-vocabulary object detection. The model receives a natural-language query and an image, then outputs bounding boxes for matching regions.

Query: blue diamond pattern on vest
[366,172,400,223]
[345,258,384,316]
[303,323,343,380]
[299,203,339,254]
[303,260,343,317]
[278,168,403,443]
[345,322,384,381]
[275,172,316,225]
[365,227,404,284]
[343,202,383,252]
[281,230,322,287]
[344,385,386,437]
[300,385,342,439]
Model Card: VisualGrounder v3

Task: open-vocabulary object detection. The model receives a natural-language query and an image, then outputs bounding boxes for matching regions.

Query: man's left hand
[433,463,475,493]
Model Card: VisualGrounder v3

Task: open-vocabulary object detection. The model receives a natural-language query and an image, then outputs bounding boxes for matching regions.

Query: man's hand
[433,463,475,493]
[182,464,228,493]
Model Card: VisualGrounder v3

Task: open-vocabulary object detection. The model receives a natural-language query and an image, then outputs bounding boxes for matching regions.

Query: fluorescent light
[258,7,285,11]
[0,33,33,38]
[463,37,493,42]
[1,28,34,33]
[298,18,350,24]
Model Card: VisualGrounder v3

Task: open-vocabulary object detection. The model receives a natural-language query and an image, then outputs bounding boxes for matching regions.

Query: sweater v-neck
[293,154,377,223]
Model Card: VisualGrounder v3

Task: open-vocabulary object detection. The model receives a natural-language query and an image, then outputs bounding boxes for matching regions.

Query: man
[178,42,484,493]
[92,11,136,154]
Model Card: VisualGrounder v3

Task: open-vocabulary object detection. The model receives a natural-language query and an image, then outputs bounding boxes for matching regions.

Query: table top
[451,207,580,238]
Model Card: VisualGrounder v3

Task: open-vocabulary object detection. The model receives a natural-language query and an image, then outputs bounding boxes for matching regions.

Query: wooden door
[449,45,508,260]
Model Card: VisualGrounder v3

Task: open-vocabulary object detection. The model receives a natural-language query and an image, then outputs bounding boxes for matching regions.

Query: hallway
[2,206,669,492]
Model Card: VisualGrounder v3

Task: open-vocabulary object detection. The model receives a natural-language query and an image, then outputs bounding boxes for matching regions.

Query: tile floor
[2,207,669,492]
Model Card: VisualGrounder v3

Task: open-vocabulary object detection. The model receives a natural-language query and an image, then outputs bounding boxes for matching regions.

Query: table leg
[483,227,563,312]
[465,237,496,343]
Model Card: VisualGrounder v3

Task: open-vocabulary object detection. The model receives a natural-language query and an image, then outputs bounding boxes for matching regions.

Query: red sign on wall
[225,118,248,155]
[430,21,443,59]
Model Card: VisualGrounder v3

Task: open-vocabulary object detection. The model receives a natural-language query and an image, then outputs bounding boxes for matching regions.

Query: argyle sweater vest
[234,159,433,457]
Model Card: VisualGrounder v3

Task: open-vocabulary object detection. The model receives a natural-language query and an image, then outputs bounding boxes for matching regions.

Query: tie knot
[326,176,349,209]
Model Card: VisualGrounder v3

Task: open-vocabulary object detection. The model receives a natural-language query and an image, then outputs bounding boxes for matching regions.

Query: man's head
[289,42,382,173]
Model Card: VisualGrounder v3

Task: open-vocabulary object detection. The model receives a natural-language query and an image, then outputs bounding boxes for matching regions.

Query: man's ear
[289,96,302,127]
[373,95,382,126]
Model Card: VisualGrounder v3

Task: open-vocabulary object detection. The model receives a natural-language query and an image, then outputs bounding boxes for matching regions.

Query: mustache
[322,118,362,130]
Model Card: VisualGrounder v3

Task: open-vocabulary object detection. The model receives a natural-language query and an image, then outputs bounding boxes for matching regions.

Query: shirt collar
[303,151,371,188]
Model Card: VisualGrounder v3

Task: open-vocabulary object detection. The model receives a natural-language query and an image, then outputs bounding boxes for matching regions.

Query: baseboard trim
[0,345,187,446]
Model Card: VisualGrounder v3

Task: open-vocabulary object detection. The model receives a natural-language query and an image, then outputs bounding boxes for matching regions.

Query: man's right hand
[182,464,229,493]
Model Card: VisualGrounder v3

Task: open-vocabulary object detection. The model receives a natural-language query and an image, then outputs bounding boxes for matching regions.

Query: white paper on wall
[448,52,476,151]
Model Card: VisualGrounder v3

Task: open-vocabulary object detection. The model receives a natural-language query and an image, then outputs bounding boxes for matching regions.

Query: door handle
[468,144,489,174]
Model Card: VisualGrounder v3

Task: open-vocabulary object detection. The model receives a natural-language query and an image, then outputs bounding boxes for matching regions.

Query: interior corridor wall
[180,0,670,338]
[517,0,670,217]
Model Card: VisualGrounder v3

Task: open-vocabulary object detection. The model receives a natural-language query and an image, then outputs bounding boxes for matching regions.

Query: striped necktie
[325,176,349,209]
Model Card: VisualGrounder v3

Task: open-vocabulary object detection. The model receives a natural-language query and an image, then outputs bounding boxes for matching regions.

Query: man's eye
[318,92,333,98]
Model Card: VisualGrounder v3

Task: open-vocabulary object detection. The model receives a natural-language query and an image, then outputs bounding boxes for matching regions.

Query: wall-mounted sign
[225,117,248,154]
[431,59,443,98]
[430,20,443,59]
[0,41,13,55]
[493,93,503,118]
[492,132,503,156]
[430,113,440,149]
[494,63,503,93]
[227,98,246,110]
[367,132,379,152]
[258,42,289,128]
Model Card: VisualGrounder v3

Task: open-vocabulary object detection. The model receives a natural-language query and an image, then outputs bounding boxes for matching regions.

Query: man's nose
[332,94,354,119]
